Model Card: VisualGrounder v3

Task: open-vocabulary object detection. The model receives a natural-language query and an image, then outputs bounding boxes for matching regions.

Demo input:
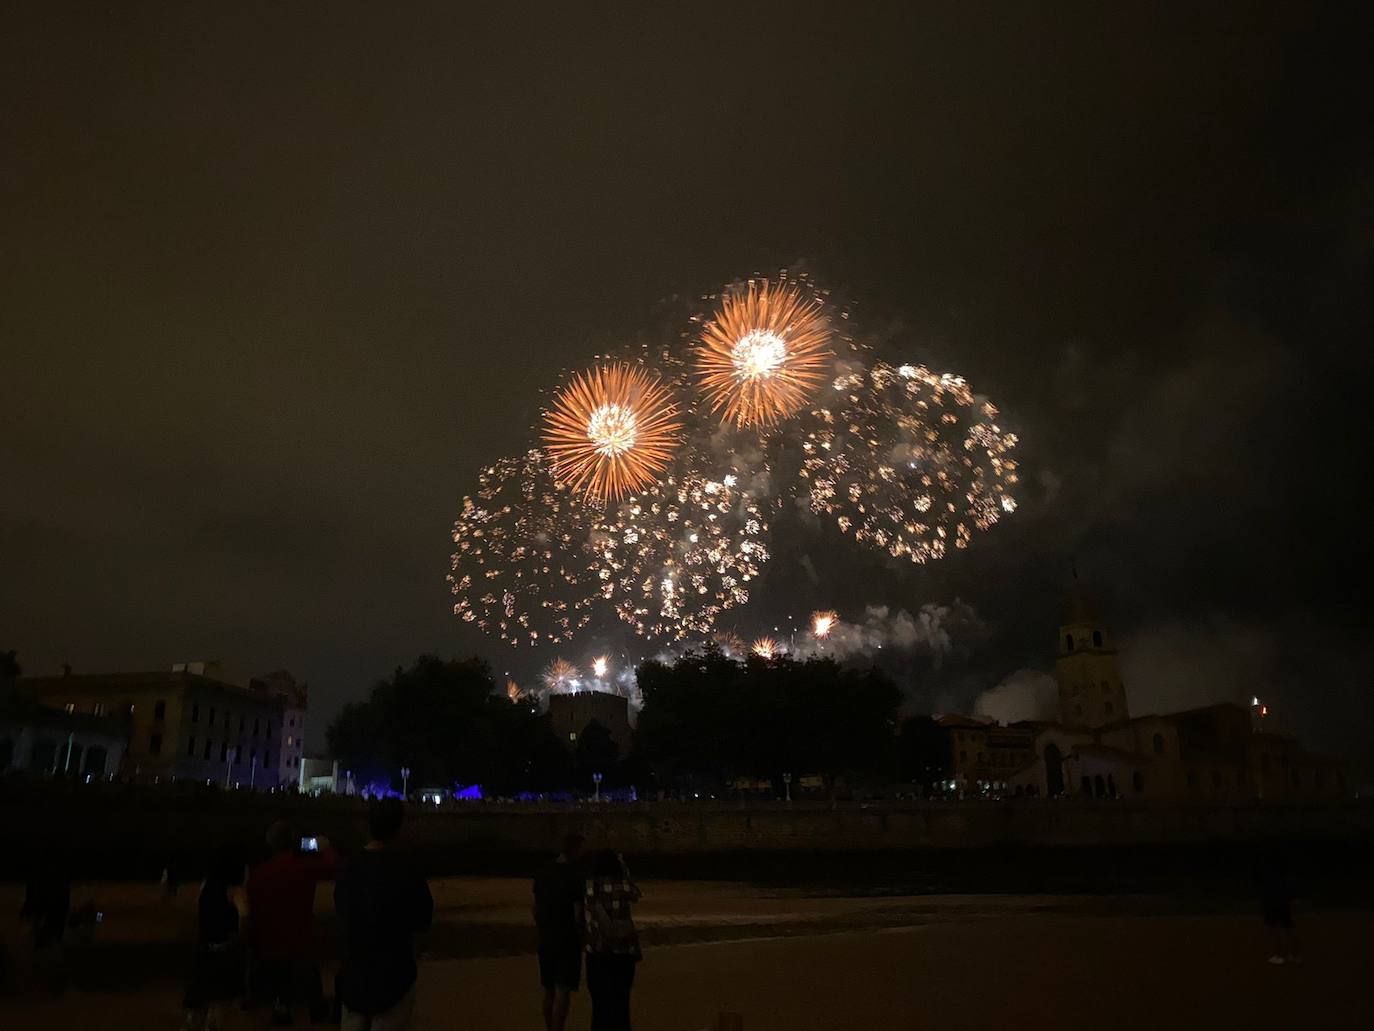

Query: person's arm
[303,838,340,881]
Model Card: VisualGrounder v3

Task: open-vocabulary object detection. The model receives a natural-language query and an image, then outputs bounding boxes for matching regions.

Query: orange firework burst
[811,610,838,638]
[696,279,833,427]
[751,636,780,660]
[543,363,682,502]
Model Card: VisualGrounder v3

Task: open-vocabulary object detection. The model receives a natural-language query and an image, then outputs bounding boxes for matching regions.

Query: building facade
[249,670,308,785]
[21,667,286,788]
[1005,579,1348,801]
[548,690,632,753]
[0,702,127,779]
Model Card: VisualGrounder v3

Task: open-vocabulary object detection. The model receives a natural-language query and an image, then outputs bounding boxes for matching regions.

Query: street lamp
[592,772,603,803]
[783,772,792,803]
[401,766,411,798]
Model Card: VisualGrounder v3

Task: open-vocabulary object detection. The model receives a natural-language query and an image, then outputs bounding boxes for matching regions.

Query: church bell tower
[1056,572,1129,727]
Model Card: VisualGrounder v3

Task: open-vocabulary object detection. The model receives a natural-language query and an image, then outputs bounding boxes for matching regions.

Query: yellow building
[1006,577,1348,800]
[21,665,287,788]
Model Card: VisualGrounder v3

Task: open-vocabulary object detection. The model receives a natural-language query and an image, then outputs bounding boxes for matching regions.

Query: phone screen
[300,836,319,852]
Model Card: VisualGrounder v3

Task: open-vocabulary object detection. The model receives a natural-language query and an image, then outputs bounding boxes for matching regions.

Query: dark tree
[635,650,901,792]
[896,715,953,790]
[326,654,570,794]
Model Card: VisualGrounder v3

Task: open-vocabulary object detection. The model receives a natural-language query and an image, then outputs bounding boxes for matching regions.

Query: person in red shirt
[246,821,338,1025]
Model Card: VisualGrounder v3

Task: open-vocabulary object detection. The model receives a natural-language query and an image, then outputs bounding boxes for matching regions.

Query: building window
[252,718,259,737]
[208,707,216,727]
[976,752,984,764]
[1152,733,1164,755]
[191,703,199,723]
[1092,630,1102,647]
[93,702,106,716]
[154,700,166,721]
[188,736,197,757]
[1261,752,1271,773]
[239,716,245,732]
[65,702,75,715]
[204,739,214,760]
[569,732,577,742]
[289,717,295,728]
[1104,701,1114,715]
[265,723,272,739]
[287,736,295,747]
[1132,771,1144,793]
[149,732,163,755]
[220,742,228,762]
[1065,634,1074,651]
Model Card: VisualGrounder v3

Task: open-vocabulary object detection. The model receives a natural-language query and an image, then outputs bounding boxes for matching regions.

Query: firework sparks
[811,610,838,638]
[592,465,770,641]
[800,361,1018,564]
[542,658,580,693]
[751,636,780,660]
[695,279,833,427]
[543,363,683,502]
[713,630,745,657]
[592,655,608,679]
[449,449,602,648]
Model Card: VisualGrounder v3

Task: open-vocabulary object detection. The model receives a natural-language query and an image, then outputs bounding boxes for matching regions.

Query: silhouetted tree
[635,650,901,791]
[896,715,953,790]
[326,655,570,794]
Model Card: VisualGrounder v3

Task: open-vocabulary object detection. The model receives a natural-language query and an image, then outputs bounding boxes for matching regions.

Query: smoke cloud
[974,669,1059,724]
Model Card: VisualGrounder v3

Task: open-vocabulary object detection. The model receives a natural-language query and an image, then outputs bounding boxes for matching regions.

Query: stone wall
[3,785,1370,880]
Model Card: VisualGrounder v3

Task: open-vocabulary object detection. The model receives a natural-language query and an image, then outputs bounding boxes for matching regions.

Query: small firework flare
[751,636,780,660]
[811,610,838,638]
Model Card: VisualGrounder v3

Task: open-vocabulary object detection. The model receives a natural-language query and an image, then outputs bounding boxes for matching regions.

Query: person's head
[589,848,622,879]
[560,832,585,862]
[368,798,406,844]
[266,820,296,855]
[208,846,245,887]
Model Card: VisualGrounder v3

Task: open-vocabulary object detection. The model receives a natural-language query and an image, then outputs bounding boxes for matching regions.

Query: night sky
[3,5,1370,773]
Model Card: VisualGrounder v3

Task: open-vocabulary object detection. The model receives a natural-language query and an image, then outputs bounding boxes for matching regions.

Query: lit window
[569,732,577,741]
[65,703,75,715]
[188,736,197,757]
[287,736,295,747]
[93,702,106,716]
[154,700,166,721]
[149,732,163,755]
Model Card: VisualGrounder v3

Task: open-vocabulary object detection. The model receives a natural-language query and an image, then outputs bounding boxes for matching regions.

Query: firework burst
[543,363,683,503]
[449,450,601,648]
[811,610,838,638]
[591,465,770,641]
[542,658,580,693]
[751,636,780,660]
[592,655,609,679]
[800,362,1018,563]
[695,279,833,428]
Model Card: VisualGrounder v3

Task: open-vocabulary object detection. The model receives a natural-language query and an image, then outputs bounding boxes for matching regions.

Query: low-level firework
[811,610,838,638]
[542,658,580,693]
[751,636,780,660]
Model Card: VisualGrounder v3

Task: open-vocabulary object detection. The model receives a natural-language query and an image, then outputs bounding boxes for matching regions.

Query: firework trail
[543,363,682,502]
[695,278,833,428]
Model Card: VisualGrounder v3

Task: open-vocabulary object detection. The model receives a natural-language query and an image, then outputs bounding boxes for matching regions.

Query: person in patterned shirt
[584,849,642,1031]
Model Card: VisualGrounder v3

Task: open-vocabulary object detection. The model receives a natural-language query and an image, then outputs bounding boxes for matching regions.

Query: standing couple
[534,833,642,1031]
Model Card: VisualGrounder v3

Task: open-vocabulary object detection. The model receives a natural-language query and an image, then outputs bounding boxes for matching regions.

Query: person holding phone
[245,821,338,1025]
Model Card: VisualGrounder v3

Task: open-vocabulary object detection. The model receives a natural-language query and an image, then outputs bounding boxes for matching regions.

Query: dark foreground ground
[2,879,1372,1029]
